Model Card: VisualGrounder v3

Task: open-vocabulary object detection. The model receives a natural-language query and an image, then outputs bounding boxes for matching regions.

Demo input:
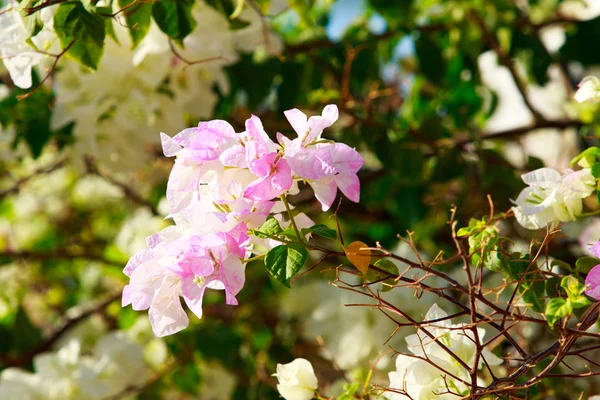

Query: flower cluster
[0,0,282,171]
[512,167,595,229]
[0,333,148,399]
[385,304,502,400]
[122,105,364,336]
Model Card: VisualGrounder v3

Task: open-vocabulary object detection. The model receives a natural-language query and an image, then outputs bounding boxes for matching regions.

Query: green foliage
[152,0,196,46]
[545,275,591,328]
[366,258,399,292]
[0,80,53,158]
[254,217,283,238]
[507,255,546,314]
[575,256,600,274]
[338,381,362,400]
[264,244,308,288]
[118,0,153,48]
[301,224,337,240]
[54,2,106,70]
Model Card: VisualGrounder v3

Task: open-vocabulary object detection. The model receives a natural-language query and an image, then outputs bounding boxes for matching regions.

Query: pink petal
[160,132,182,157]
[590,242,600,258]
[243,176,281,201]
[166,163,201,214]
[123,248,153,277]
[149,283,189,337]
[335,173,360,203]
[249,153,277,178]
[181,278,209,319]
[284,108,309,137]
[219,144,247,168]
[310,177,337,211]
[331,143,364,174]
[286,147,335,180]
[122,285,132,307]
[220,255,245,305]
[585,265,600,300]
[271,159,293,191]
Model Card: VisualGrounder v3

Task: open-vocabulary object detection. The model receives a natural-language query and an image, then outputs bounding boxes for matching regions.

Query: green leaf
[507,254,545,313]
[254,217,282,238]
[301,224,337,240]
[338,382,361,400]
[576,256,600,274]
[592,163,600,179]
[152,0,196,45]
[54,2,106,70]
[264,244,308,288]
[20,11,43,39]
[12,306,43,353]
[545,277,561,298]
[0,79,53,158]
[561,275,587,298]
[520,273,546,313]
[485,250,508,272]
[371,258,399,291]
[550,259,572,273]
[570,147,600,168]
[118,0,152,48]
[96,6,119,44]
[570,295,592,309]
[545,298,571,328]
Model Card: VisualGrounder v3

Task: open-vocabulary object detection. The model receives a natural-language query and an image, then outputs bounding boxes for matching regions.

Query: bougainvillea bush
[3,0,600,399]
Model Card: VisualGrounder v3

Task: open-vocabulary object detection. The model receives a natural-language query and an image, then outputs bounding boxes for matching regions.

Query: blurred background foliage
[1,0,600,398]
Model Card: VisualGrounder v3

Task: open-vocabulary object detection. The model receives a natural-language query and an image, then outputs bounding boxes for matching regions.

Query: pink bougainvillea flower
[278,105,364,210]
[283,104,339,147]
[167,226,249,319]
[161,120,236,213]
[244,153,293,201]
[286,142,364,211]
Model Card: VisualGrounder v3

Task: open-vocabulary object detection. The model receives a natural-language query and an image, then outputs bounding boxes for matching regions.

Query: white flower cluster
[0,0,282,171]
[280,277,434,371]
[512,167,595,229]
[0,333,148,399]
[385,304,502,400]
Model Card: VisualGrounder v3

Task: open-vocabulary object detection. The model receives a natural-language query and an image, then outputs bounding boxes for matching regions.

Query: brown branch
[469,10,544,123]
[17,39,75,101]
[168,39,231,70]
[0,291,122,368]
[24,0,68,15]
[0,157,65,198]
[0,249,122,267]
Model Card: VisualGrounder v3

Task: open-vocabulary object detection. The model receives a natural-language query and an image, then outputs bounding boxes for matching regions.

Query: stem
[281,195,304,244]
[243,254,265,263]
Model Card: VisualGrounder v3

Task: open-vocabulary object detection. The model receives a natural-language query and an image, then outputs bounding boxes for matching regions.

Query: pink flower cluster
[122,105,364,336]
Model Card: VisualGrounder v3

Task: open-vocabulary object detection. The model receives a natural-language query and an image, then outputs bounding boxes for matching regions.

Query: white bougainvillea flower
[512,167,595,229]
[0,2,45,89]
[574,76,600,103]
[273,358,318,400]
[385,304,502,400]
